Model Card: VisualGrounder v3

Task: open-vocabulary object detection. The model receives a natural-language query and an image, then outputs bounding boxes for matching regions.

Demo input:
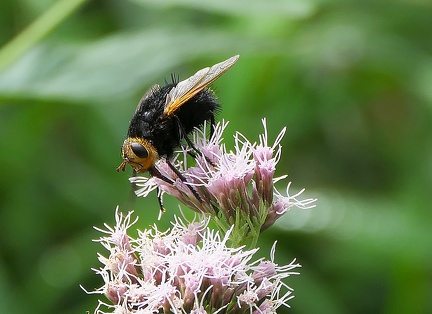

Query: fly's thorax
[117,137,159,173]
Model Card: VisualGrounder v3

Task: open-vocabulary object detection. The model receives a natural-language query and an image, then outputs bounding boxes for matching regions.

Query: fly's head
[117,137,158,173]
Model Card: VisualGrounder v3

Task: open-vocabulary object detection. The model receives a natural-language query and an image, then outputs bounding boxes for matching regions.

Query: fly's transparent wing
[133,84,160,115]
[164,55,239,115]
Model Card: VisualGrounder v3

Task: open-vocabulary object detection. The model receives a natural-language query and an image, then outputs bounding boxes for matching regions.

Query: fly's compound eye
[131,142,149,158]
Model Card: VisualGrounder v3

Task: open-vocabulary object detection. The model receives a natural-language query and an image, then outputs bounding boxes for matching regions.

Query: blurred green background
[0,0,431,313]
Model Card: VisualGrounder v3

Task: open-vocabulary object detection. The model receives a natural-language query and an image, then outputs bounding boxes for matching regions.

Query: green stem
[0,0,88,72]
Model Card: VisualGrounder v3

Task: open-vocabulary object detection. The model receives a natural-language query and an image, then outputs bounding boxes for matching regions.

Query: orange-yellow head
[116,137,158,173]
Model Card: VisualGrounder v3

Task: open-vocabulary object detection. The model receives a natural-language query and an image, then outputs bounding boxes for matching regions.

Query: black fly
[117,55,239,211]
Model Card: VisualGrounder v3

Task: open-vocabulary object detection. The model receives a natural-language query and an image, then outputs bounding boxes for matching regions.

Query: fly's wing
[134,84,160,115]
[127,84,160,137]
[163,55,239,116]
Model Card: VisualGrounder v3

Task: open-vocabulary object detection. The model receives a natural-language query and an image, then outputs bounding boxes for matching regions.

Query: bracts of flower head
[131,119,316,248]
[85,209,301,314]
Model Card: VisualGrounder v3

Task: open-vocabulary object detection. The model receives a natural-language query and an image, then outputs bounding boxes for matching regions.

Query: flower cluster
[88,209,301,314]
[131,119,316,247]
[87,118,316,313]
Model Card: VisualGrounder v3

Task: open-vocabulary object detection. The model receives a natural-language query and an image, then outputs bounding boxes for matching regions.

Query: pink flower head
[87,210,301,314]
[131,119,316,247]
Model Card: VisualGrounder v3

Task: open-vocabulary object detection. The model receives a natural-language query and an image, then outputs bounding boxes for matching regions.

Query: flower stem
[0,0,88,72]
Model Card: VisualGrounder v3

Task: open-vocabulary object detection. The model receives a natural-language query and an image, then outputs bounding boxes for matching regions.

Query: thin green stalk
[0,0,88,72]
